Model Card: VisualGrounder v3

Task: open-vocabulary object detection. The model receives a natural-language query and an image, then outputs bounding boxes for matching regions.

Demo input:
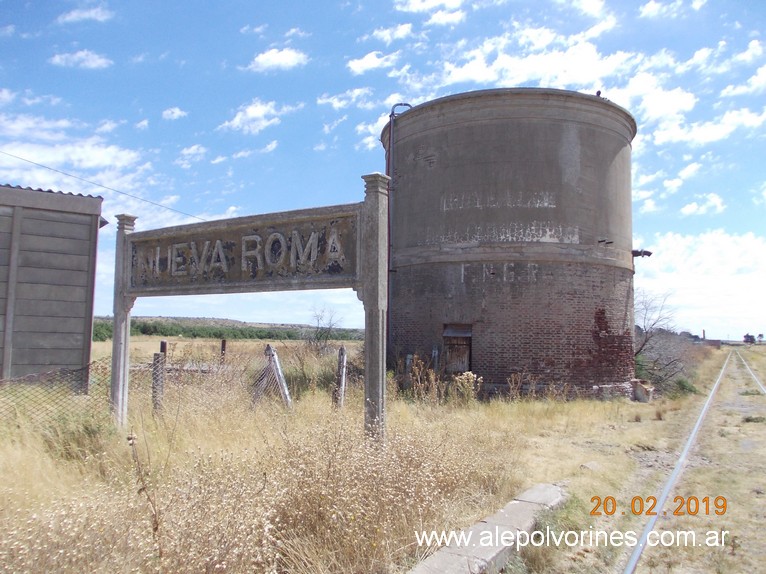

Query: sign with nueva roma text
[111,172,389,438]
[127,204,358,297]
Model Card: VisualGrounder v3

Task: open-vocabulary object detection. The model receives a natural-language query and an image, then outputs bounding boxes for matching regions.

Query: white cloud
[348,51,401,75]
[579,0,605,17]
[232,150,252,159]
[663,178,682,194]
[755,182,766,206]
[217,98,302,135]
[734,40,763,64]
[633,188,653,202]
[639,198,659,214]
[160,194,180,206]
[0,88,15,106]
[678,162,701,179]
[387,63,441,93]
[555,0,605,18]
[572,15,617,42]
[654,106,766,145]
[259,140,278,153]
[370,24,414,45]
[680,193,726,216]
[426,10,466,26]
[181,144,207,157]
[639,0,683,19]
[243,48,309,72]
[355,113,390,150]
[394,0,464,12]
[20,92,62,106]
[721,64,766,97]
[323,115,348,134]
[662,162,702,197]
[240,24,267,35]
[174,144,207,169]
[682,42,736,76]
[211,155,227,165]
[285,28,309,39]
[96,119,123,133]
[635,230,766,339]
[317,88,374,110]
[162,107,188,120]
[49,49,113,69]
[636,170,666,187]
[442,37,636,89]
[1,136,140,171]
[0,24,14,37]
[0,113,76,141]
[515,26,559,51]
[135,119,149,130]
[639,86,697,121]
[57,6,114,24]
[628,73,697,124]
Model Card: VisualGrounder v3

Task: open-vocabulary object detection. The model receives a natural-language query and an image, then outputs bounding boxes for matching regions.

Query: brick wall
[389,260,635,389]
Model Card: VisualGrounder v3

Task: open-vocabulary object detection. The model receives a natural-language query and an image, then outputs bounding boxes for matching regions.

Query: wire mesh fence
[134,347,271,416]
[0,342,351,426]
[0,358,112,425]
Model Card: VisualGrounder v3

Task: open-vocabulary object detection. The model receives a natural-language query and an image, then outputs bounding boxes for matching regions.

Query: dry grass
[3,339,753,573]
[631,345,766,574]
[0,340,517,573]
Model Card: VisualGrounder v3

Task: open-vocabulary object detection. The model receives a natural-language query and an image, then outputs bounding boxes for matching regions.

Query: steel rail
[736,350,766,394]
[622,351,733,574]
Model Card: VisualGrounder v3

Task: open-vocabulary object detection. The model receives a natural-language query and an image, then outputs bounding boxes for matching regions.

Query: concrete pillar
[110,214,136,427]
[360,173,389,439]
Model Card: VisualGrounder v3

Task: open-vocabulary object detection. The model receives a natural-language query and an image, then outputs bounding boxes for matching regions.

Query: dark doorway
[443,324,472,374]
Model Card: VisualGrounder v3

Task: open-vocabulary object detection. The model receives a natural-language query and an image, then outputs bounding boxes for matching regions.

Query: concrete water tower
[381,88,637,390]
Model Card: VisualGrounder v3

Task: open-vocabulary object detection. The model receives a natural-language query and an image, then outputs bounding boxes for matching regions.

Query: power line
[0,149,206,222]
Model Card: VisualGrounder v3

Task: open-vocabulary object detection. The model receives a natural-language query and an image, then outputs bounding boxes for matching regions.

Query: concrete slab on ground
[408,483,566,574]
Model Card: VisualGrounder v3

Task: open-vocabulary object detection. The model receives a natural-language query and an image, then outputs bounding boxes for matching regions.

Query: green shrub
[743,416,766,424]
[673,378,698,395]
[92,320,113,341]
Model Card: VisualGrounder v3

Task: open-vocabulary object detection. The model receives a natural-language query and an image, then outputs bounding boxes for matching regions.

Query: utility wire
[0,149,206,222]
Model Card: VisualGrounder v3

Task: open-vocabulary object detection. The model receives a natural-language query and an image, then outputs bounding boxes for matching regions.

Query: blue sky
[1,0,764,340]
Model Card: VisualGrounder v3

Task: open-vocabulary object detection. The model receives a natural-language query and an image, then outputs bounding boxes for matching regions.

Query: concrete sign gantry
[111,173,389,437]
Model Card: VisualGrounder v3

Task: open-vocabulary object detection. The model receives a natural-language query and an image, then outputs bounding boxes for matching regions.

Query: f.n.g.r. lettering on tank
[127,207,357,296]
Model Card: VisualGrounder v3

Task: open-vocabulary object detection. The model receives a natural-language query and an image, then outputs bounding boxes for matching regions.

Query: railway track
[620,348,766,573]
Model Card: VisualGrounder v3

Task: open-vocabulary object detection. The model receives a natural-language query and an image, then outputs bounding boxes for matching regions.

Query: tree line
[92,318,362,342]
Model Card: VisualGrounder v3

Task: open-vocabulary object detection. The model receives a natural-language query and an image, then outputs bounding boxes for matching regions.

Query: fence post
[431,345,439,370]
[333,345,348,408]
[152,352,165,413]
[220,339,227,364]
[265,344,292,409]
[160,340,167,356]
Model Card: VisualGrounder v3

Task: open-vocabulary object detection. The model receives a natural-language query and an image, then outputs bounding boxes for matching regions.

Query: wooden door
[444,336,471,373]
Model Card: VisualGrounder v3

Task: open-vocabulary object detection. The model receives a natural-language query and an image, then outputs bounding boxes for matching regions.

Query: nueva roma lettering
[130,219,354,292]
